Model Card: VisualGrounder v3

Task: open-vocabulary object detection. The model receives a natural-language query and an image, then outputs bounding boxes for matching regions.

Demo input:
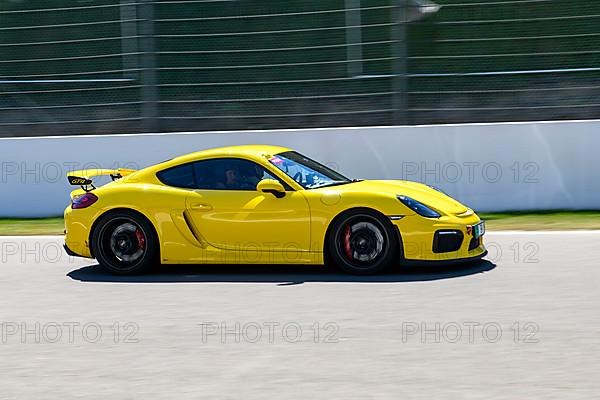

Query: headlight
[397,195,441,218]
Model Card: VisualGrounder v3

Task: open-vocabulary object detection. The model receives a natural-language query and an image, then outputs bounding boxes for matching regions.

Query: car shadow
[67,260,496,285]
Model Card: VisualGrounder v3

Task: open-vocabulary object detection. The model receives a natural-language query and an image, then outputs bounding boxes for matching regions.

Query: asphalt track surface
[0,232,598,399]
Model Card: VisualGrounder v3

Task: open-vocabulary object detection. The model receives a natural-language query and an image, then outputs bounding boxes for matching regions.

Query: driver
[216,165,241,189]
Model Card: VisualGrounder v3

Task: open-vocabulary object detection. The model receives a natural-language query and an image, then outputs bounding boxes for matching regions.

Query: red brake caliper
[343,225,353,260]
[135,229,146,250]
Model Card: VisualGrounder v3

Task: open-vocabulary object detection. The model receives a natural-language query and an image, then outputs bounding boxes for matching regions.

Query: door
[184,158,311,258]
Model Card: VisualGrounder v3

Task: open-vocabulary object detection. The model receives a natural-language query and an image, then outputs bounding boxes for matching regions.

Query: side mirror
[257,179,286,198]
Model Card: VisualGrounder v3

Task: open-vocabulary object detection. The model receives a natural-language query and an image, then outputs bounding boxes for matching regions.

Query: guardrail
[1,120,599,217]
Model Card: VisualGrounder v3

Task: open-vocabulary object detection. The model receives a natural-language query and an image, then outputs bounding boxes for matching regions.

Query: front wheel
[91,211,158,275]
[328,210,398,275]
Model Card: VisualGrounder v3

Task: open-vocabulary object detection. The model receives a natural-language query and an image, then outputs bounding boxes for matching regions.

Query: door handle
[190,203,212,211]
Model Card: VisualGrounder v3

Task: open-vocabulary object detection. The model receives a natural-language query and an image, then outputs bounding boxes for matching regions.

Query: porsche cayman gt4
[64,145,487,274]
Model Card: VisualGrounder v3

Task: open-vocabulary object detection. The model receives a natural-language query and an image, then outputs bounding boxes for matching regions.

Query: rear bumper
[64,204,95,258]
[63,243,88,259]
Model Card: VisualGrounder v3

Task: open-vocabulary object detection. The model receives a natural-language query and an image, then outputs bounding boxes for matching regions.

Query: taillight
[72,193,98,209]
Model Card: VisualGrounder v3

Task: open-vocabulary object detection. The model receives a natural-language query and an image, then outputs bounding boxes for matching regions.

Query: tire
[91,210,158,275]
[327,209,398,275]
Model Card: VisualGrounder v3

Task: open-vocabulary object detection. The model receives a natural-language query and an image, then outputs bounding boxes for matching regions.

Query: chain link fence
[0,0,599,136]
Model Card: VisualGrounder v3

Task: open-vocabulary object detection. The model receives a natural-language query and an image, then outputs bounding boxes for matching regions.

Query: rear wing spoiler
[67,168,137,191]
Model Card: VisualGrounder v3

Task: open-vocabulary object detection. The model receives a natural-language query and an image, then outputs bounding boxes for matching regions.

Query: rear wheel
[328,210,398,275]
[91,211,158,274]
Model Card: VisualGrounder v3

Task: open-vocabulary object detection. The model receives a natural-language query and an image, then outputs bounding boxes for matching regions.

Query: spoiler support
[67,176,95,192]
[67,168,137,192]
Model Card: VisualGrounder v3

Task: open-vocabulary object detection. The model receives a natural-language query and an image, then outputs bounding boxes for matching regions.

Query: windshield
[268,151,352,189]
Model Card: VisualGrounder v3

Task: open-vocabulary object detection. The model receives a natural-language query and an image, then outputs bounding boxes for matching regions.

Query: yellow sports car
[64,145,487,274]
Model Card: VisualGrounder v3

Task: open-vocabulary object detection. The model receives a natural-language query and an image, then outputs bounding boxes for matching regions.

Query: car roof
[123,145,295,185]
[174,144,292,163]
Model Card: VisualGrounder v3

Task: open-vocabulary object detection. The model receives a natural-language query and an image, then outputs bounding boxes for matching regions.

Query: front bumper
[391,214,487,263]
[400,249,488,267]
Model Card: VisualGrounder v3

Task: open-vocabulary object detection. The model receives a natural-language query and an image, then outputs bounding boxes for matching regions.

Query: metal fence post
[139,0,159,133]
[120,0,138,80]
[391,0,408,125]
[345,0,363,77]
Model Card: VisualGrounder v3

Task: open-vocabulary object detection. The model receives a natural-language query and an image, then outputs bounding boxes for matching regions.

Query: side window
[156,163,195,189]
[193,158,277,191]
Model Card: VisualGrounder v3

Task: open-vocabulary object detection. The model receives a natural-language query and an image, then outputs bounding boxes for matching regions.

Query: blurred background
[1,0,599,136]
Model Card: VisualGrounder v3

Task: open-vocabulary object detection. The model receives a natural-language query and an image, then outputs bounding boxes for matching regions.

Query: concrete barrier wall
[1,120,599,217]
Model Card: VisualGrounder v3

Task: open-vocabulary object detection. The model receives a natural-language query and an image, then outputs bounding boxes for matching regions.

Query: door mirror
[257,179,286,198]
